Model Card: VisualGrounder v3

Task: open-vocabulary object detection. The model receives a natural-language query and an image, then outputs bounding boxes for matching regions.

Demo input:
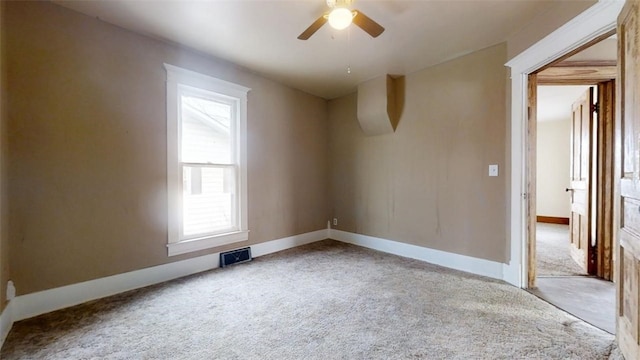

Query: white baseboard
[252,230,328,257]
[3,227,507,350]
[9,229,328,323]
[0,301,13,349]
[12,253,219,322]
[330,229,505,281]
[502,262,521,287]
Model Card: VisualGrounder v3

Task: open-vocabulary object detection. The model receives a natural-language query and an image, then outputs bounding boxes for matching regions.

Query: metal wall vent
[220,247,252,267]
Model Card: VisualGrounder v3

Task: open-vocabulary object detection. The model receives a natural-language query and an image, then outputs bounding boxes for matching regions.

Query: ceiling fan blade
[298,15,328,40]
[352,10,385,38]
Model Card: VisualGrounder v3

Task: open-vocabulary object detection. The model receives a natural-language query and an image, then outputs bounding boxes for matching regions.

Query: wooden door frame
[526,75,615,288]
[615,3,637,356]
[505,1,623,288]
[596,80,616,280]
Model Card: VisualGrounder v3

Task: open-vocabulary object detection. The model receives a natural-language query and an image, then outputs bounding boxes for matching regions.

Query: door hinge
[592,102,599,114]
[522,193,528,200]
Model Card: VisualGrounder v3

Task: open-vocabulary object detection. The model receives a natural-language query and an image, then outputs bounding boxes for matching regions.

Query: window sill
[167,230,249,257]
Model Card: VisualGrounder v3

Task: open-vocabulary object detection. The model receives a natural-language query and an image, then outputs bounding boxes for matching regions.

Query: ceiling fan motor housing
[326,0,353,9]
[298,0,383,40]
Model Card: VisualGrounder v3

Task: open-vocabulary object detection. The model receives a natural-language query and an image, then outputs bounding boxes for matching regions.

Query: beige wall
[2,0,596,299]
[5,1,328,296]
[329,44,508,263]
[536,120,571,218]
[506,0,596,60]
[0,0,8,313]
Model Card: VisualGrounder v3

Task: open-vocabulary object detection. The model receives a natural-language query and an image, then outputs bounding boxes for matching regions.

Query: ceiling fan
[298,0,385,40]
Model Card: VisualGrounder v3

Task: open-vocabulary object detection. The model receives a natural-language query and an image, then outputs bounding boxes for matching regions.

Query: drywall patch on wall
[357,75,404,135]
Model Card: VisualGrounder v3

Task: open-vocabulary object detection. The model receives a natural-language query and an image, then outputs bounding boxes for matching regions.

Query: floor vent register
[220,247,252,267]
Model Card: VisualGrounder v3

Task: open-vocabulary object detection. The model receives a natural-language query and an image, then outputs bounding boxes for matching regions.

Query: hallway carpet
[536,223,587,277]
[2,240,619,359]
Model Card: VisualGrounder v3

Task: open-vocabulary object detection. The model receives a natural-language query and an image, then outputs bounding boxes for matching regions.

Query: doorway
[535,85,590,278]
[527,37,617,334]
[505,0,633,356]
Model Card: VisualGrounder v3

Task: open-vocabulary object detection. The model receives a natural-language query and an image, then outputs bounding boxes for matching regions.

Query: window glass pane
[182,166,236,237]
[181,95,232,164]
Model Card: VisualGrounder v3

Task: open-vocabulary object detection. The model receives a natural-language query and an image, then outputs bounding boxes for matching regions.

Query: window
[165,64,250,256]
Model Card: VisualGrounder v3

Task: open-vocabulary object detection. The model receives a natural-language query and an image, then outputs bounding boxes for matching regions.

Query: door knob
[566,188,574,192]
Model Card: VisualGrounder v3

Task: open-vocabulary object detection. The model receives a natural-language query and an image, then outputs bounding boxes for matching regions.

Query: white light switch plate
[489,164,499,177]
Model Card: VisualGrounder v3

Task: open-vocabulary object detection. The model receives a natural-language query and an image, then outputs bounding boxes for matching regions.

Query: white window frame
[165,64,250,256]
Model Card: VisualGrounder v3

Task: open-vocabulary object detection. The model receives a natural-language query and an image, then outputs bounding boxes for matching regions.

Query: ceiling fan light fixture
[328,7,353,30]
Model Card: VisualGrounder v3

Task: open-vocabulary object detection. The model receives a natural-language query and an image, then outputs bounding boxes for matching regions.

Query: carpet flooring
[1,240,620,359]
[536,223,587,277]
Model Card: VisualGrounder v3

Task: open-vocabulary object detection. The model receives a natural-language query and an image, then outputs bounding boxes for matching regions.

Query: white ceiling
[538,86,591,123]
[565,38,617,62]
[53,0,565,99]
[537,33,617,123]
